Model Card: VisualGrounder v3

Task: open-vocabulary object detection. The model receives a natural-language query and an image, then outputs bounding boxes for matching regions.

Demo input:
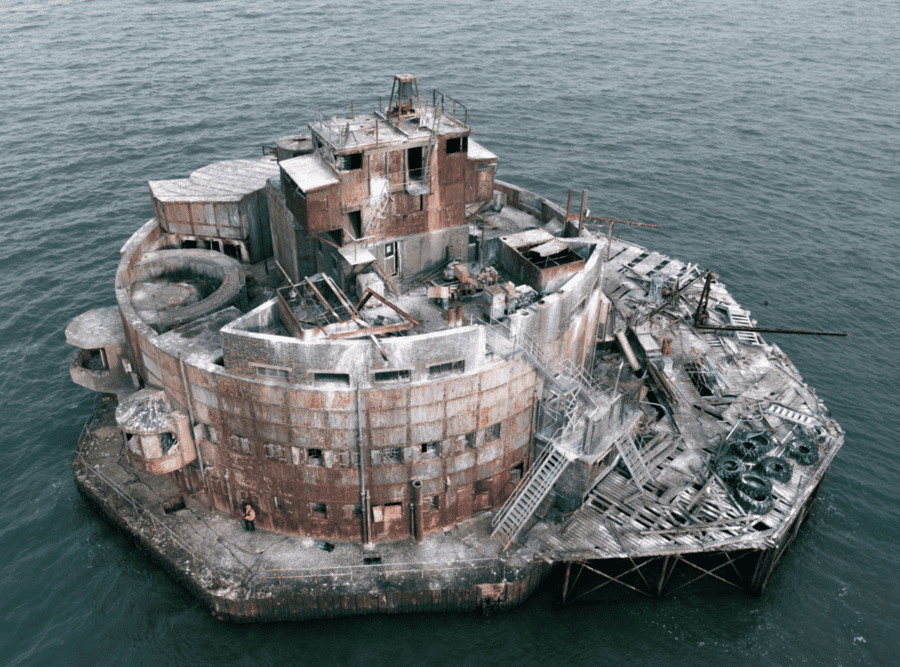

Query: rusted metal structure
[67,75,844,622]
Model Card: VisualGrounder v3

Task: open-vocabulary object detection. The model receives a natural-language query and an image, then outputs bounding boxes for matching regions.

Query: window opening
[511,462,525,483]
[307,448,324,466]
[446,136,468,154]
[428,360,465,377]
[341,153,363,170]
[223,242,240,259]
[314,372,350,385]
[348,210,362,239]
[420,442,441,459]
[431,495,441,510]
[407,146,423,181]
[255,365,289,379]
[230,435,251,455]
[465,432,477,448]
[264,443,286,462]
[485,422,501,442]
[382,448,403,465]
[160,432,176,454]
[274,496,284,512]
[374,369,411,383]
[311,503,327,518]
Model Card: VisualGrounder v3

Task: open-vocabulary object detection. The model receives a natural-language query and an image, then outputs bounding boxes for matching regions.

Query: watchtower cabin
[277,74,497,292]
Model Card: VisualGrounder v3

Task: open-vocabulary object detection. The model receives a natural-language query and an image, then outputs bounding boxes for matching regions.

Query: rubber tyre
[733,487,774,515]
[754,456,792,484]
[716,455,744,482]
[735,471,773,500]
[729,435,768,462]
[786,439,819,466]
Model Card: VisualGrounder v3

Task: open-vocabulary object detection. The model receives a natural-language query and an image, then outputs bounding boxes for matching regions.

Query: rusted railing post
[411,479,424,542]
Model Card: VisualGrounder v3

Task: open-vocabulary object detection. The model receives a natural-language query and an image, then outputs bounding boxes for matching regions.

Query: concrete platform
[74,395,550,622]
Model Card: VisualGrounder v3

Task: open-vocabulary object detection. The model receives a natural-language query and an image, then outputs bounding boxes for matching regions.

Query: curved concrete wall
[113,181,606,542]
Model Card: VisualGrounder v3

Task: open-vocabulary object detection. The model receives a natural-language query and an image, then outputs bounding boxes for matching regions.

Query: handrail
[76,447,204,566]
[491,433,560,529]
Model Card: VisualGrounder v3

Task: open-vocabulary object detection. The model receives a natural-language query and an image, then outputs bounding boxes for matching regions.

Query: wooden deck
[533,237,844,566]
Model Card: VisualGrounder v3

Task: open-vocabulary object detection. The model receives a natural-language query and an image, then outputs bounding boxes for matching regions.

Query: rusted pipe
[412,479,424,542]
[597,298,611,341]
[616,330,641,372]
[448,306,457,327]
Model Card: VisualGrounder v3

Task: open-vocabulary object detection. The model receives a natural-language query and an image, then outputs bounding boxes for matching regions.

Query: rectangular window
[274,496,284,512]
[307,448,324,466]
[255,364,289,380]
[465,432,477,448]
[407,146,423,181]
[374,369,411,383]
[431,495,440,510]
[485,423,501,442]
[428,360,465,377]
[341,153,363,170]
[264,443,286,462]
[348,210,362,239]
[511,462,524,483]
[314,372,350,385]
[230,435,251,455]
[382,447,403,465]
[420,442,441,459]
[446,136,468,154]
[311,502,327,518]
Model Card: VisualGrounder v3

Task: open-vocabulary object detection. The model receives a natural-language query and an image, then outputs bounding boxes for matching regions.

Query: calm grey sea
[1,0,898,664]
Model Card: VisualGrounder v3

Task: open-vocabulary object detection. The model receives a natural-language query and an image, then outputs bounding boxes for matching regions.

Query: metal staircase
[491,438,576,546]
[483,324,654,546]
[614,433,652,490]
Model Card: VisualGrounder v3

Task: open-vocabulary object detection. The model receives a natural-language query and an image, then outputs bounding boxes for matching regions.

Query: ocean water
[1,0,898,664]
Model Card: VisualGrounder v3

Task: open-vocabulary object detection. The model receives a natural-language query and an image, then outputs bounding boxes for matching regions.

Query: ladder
[364,184,392,238]
[614,433,652,491]
[725,306,761,345]
[765,404,817,428]
[491,442,575,546]
[420,109,440,191]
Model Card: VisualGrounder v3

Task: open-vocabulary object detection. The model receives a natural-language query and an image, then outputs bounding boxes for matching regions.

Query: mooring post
[561,562,572,606]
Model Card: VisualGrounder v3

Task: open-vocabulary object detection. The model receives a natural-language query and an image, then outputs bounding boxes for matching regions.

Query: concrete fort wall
[114,218,541,541]
[113,179,605,543]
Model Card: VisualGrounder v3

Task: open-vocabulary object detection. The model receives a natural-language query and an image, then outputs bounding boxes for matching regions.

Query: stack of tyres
[715,431,792,515]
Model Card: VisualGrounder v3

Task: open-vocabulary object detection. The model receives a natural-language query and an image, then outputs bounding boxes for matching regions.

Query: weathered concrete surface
[74,396,550,623]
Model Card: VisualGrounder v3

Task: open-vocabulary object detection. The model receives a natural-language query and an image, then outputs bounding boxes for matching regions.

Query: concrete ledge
[128,249,245,330]
[74,396,550,623]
